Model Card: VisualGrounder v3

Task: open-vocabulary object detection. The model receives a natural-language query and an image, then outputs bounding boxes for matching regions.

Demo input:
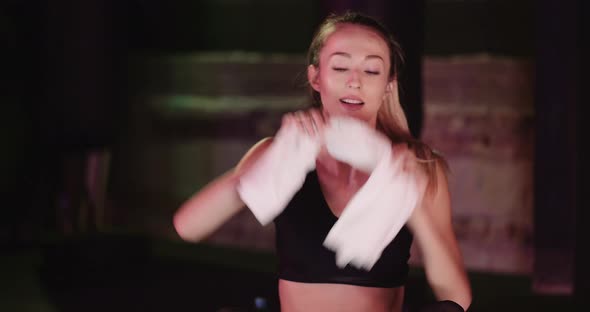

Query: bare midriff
[278,279,405,312]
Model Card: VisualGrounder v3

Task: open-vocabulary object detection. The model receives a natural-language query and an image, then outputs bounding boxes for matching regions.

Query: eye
[365,70,380,75]
[332,67,348,72]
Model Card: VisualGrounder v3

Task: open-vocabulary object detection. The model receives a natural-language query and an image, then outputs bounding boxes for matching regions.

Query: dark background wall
[1,0,585,311]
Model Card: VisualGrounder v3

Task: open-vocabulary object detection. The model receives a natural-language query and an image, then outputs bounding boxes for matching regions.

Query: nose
[347,71,360,89]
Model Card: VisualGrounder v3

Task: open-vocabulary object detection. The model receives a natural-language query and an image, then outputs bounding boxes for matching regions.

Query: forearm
[173,137,273,242]
[421,240,471,310]
[173,170,245,242]
[410,211,472,310]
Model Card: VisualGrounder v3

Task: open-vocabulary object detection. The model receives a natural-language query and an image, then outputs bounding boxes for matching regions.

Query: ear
[385,79,395,94]
[307,64,321,92]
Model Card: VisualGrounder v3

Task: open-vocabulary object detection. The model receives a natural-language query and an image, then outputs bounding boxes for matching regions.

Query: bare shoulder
[235,136,274,174]
[432,150,450,177]
[418,151,453,225]
[406,149,455,235]
[420,150,450,198]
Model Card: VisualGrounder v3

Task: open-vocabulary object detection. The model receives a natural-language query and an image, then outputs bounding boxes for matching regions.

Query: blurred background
[1,0,585,311]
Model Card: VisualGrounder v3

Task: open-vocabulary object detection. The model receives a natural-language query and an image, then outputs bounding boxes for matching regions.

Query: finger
[281,113,296,128]
[321,109,334,129]
[309,109,325,133]
[295,111,311,135]
[307,108,325,123]
[311,118,319,133]
[281,113,290,126]
[321,109,330,122]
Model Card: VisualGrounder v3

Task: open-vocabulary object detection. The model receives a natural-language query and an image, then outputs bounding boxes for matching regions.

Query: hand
[236,111,325,225]
[280,108,328,138]
[323,116,392,173]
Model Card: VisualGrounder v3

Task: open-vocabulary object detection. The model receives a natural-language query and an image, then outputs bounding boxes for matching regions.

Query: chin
[325,106,376,123]
[338,112,377,125]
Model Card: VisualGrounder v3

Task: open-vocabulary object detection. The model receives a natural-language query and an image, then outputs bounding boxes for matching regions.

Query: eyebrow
[329,52,384,62]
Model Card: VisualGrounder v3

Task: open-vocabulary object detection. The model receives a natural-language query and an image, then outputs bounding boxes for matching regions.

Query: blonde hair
[376,80,447,196]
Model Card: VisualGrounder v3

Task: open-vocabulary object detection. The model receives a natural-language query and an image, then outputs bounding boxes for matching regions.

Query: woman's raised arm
[172,137,273,242]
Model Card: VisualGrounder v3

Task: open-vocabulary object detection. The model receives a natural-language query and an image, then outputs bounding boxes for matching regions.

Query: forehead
[321,23,390,61]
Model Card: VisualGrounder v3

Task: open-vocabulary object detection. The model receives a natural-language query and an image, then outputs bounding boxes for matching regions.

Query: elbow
[173,212,203,243]
[458,288,472,311]
[430,274,472,311]
[454,278,472,311]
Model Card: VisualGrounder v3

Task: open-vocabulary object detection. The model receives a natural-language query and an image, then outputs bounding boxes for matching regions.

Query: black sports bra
[273,170,413,288]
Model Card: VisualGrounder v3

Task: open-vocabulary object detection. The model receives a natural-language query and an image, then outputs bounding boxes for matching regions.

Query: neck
[368,116,378,128]
[316,150,355,180]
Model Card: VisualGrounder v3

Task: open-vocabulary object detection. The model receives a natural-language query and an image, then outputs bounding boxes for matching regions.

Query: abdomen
[278,279,405,312]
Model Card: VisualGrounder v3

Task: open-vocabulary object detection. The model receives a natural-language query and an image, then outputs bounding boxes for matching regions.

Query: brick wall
[418,56,534,273]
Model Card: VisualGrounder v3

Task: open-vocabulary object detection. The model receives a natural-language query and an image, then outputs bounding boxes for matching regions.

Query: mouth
[339,98,364,105]
[339,97,364,111]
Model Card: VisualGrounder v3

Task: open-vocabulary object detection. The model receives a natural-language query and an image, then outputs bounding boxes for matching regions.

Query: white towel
[237,116,424,270]
[322,117,424,270]
[236,121,321,225]
[323,147,423,270]
[323,117,392,173]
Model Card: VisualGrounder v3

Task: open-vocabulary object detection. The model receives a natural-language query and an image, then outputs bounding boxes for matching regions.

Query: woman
[173,12,472,312]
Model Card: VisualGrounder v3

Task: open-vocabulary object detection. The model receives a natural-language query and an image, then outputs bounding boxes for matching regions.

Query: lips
[339,95,364,105]
[340,99,364,105]
[339,96,364,111]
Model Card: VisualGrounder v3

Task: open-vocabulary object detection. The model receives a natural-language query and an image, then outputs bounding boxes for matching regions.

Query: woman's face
[308,23,393,126]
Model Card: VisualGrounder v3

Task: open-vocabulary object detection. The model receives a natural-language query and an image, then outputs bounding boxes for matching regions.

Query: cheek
[318,75,343,101]
[365,84,389,112]
[319,71,341,91]
[367,83,388,99]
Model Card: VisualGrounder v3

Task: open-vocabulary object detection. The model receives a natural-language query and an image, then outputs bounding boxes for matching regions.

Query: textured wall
[418,56,534,273]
